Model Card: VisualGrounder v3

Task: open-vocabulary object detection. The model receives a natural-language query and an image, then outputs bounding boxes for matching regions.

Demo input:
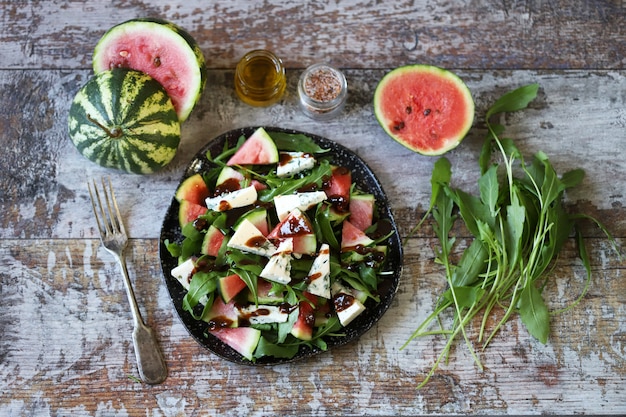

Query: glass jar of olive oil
[235,50,287,106]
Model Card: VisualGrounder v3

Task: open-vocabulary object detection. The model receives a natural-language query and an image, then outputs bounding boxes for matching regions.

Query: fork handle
[118,256,168,384]
[132,322,168,384]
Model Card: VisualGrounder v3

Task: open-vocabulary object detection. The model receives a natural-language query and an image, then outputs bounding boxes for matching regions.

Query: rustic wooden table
[1,1,625,416]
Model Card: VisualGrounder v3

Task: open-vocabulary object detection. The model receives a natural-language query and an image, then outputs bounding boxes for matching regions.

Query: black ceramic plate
[159,126,403,365]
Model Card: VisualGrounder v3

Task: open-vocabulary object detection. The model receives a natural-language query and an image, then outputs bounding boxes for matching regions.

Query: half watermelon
[92,18,207,122]
[373,64,474,155]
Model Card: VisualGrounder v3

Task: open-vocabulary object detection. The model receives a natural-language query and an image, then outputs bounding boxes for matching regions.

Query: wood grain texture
[0,0,624,70]
[1,236,624,416]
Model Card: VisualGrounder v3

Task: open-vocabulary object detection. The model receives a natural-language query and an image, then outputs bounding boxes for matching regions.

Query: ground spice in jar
[303,67,342,102]
[298,64,347,119]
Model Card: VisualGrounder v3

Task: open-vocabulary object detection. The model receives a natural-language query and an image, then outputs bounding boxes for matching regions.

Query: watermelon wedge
[204,297,239,328]
[209,327,261,361]
[373,64,474,155]
[267,209,317,256]
[92,18,207,122]
[201,225,226,257]
[341,220,374,250]
[175,174,210,205]
[178,199,207,228]
[226,127,279,166]
[290,301,315,341]
[349,194,375,231]
[219,274,247,303]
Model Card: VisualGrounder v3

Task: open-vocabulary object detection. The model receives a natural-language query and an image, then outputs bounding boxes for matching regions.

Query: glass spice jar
[235,49,287,106]
[297,63,347,120]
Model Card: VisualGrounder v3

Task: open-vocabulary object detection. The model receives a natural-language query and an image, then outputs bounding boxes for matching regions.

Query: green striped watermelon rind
[373,64,475,156]
[68,68,181,174]
[92,18,207,122]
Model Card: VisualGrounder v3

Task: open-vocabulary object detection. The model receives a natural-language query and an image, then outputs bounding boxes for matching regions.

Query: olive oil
[235,50,286,106]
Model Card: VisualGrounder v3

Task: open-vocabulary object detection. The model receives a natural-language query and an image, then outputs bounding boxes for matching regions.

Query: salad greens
[165,131,396,361]
[403,84,619,387]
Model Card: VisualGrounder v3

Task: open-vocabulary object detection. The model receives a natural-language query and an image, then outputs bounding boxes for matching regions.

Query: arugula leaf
[182,271,218,320]
[518,284,550,344]
[269,132,331,153]
[486,83,539,119]
[258,159,332,202]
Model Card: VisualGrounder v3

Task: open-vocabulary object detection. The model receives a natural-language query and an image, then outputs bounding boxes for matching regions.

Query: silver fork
[88,178,167,384]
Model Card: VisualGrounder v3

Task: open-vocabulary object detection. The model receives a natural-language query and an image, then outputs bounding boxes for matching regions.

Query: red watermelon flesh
[204,297,239,328]
[341,220,374,250]
[374,65,474,155]
[226,127,279,166]
[178,199,207,228]
[267,209,317,255]
[219,273,247,303]
[201,225,225,257]
[175,173,210,205]
[349,194,374,231]
[92,19,206,122]
[324,166,351,213]
[209,327,261,361]
[290,301,315,341]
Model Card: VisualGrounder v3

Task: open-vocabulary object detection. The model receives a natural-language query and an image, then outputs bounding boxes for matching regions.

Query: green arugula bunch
[403,84,618,387]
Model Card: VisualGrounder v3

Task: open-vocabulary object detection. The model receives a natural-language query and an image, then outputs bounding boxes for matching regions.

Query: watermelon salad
[163,127,397,361]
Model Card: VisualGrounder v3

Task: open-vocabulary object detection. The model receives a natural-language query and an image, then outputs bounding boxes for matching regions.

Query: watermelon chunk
[209,327,261,361]
[267,209,317,256]
[226,127,279,166]
[290,301,315,341]
[204,297,239,328]
[219,273,247,303]
[93,18,206,122]
[201,225,226,257]
[349,193,375,231]
[341,220,374,250]
[178,199,207,228]
[215,166,245,192]
[175,174,210,205]
[247,279,285,304]
[324,166,351,213]
[234,207,269,236]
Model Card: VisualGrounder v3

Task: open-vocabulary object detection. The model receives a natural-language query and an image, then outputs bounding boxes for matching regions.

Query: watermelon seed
[405,106,412,114]
[153,56,161,67]
[392,121,405,131]
[423,109,431,116]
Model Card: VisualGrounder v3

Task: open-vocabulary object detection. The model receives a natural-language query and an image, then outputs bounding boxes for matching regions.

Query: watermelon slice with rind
[374,64,474,155]
[92,18,206,122]
[209,327,261,361]
[226,127,279,166]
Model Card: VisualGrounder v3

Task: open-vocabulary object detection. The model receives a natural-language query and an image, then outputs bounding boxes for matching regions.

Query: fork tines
[88,178,126,236]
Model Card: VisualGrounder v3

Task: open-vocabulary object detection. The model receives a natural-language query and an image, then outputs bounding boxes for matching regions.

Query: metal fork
[88,178,168,384]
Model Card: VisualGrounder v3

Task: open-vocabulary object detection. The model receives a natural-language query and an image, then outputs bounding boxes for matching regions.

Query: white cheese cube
[335,297,366,327]
[276,152,316,177]
[273,191,327,221]
[260,239,293,284]
[205,185,257,212]
[306,244,331,299]
[171,258,195,290]
[227,219,276,257]
[237,304,289,324]
[331,281,366,327]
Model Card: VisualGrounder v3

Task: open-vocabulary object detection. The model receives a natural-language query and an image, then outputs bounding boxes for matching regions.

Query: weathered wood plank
[0,0,624,70]
[1,69,625,240]
[1,237,624,415]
